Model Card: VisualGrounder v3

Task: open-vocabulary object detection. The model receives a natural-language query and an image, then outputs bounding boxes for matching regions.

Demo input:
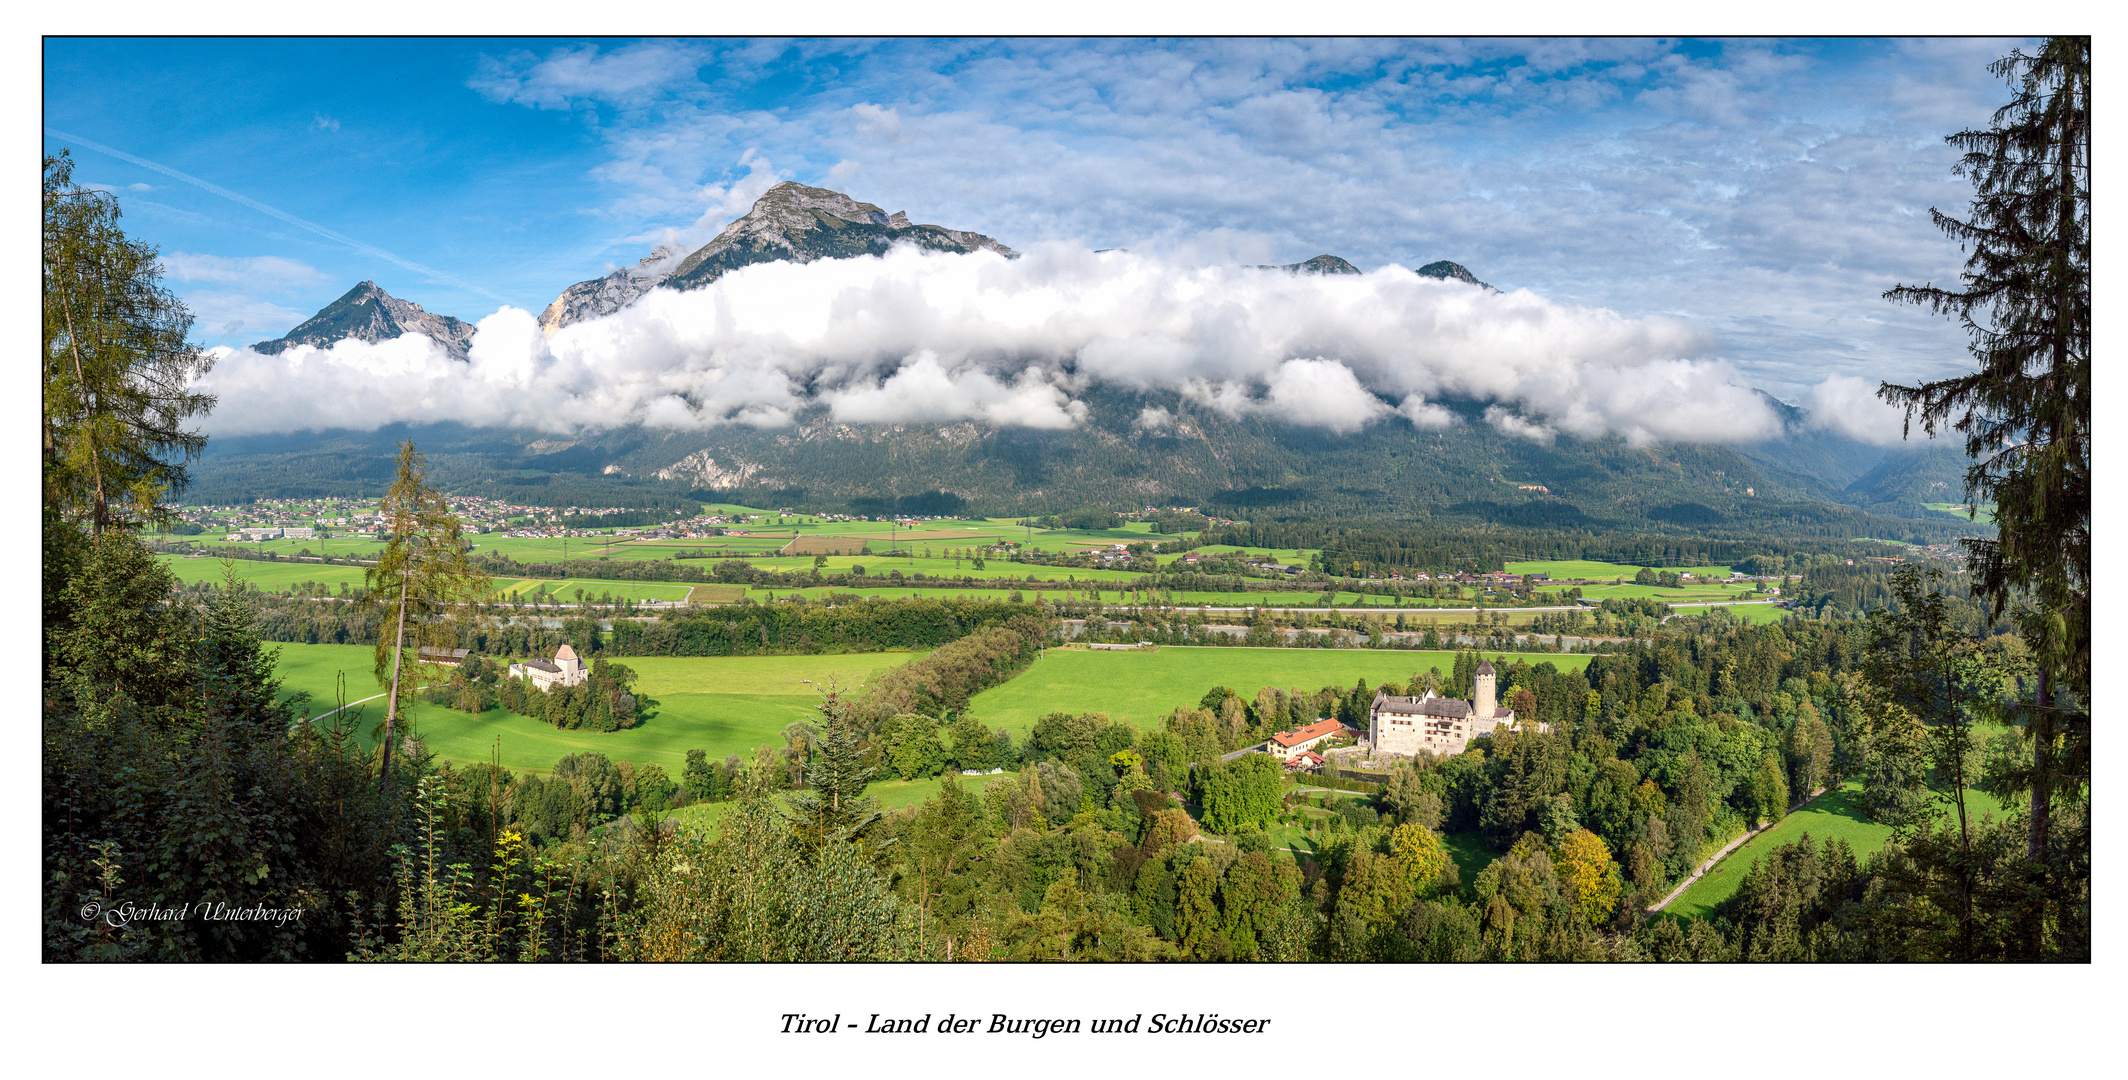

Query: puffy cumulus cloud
[195,245,1788,441]
[1803,374,1921,446]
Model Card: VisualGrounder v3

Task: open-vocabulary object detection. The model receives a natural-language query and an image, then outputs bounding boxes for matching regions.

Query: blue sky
[45,36,2021,404]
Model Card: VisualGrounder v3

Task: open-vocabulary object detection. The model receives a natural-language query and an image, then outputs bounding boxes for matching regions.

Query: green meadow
[1505,559,1738,580]
[966,645,1593,735]
[1666,781,2010,920]
[273,643,925,776]
[158,554,716,604]
[1688,604,1792,624]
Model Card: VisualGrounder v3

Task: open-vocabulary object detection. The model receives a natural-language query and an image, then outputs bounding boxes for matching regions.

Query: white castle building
[509,643,588,693]
[1368,660,1542,757]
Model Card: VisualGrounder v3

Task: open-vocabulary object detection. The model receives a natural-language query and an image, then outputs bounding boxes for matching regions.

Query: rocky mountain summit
[1415,260,1493,290]
[1275,254,1363,275]
[251,281,476,360]
[538,181,1017,336]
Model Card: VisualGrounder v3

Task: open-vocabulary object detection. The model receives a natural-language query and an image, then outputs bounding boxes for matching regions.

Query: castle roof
[521,659,562,674]
[1475,659,1495,675]
[556,643,579,662]
[1373,691,1472,719]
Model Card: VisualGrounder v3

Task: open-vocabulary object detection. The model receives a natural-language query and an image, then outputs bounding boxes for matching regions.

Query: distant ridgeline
[189,388,1983,558]
[201,178,1980,553]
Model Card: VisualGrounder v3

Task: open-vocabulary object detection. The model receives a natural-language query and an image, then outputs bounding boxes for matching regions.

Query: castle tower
[1473,659,1496,719]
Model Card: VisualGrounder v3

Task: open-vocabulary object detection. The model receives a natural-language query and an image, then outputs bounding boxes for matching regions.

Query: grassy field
[1666,782,2009,919]
[490,577,696,603]
[1505,559,1737,580]
[1441,831,1501,894]
[661,769,1017,835]
[158,555,373,592]
[1574,580,1762,603]
[966,646,1594,734]
[1921,502,1995,524]
[157,554,738,605]
[273,643,926,775]
[1689,604,1792,625]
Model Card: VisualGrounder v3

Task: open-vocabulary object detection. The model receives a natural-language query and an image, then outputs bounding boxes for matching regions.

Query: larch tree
[42,150,215,534]
[365,441,491,790]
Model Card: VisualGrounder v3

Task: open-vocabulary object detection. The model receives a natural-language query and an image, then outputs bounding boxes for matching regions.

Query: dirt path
[1646,786,1831,913]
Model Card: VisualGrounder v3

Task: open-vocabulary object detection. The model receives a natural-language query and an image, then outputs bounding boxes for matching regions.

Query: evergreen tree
[1879,37,2088,864]
[783,685,883,849]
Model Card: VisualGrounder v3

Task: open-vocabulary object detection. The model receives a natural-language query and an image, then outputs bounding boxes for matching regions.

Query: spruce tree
[783,685,883,850]
[1879,37,2088,864]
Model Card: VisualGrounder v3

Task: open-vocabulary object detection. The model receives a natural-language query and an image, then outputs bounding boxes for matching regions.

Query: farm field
[273,643,926,775]
[1505,559,1738,580]
[966,645,1594,734]
[1690,604,1791,624]
[1575,580,1762,602]
[1666,782,2009,920]
[1921,501,1995,524]
[490,578,696,603]
[157,554,719,604]
[158,554,373,592]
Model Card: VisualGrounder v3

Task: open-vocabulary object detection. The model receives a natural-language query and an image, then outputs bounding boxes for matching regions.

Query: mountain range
[209,182,1977,541]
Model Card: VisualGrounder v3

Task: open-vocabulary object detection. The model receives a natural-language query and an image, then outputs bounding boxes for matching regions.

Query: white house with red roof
[1267,717,1345,761]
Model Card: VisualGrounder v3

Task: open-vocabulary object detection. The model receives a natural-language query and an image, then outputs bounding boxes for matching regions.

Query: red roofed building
[1268,717,1344,761]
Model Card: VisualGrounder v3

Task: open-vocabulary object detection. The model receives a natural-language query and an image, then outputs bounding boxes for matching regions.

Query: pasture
[1505,559,1738,580]
[490,578,696,603]
[1686,604,1791,625]
[965,645,1595,734]
[273,643,927,776]
[1666,782,2009,920]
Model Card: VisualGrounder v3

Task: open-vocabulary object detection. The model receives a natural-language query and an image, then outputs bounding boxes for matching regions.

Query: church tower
[1473,659,1497,719]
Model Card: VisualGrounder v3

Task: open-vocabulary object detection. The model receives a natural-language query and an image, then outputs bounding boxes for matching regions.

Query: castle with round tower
[1367,659,1531,758]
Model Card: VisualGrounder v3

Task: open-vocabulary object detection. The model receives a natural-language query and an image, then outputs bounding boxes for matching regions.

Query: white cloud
[469,41,709,111]
[1485,406,1556,444]
[1803,373,1923,446]
[162,253,328,290]
[196,245,1790,441]
[180,291,310,342]
[1396,395,1459,429]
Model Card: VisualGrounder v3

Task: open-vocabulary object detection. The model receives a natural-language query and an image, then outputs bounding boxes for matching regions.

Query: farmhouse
[508,643,587,692]
[1368,660,1542,757]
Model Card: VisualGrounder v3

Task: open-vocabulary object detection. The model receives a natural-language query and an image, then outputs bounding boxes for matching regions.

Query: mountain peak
[539,182,1016,336]
[1414,260,1493,290]
[252,281,475,360]
[1283,254,1362,275]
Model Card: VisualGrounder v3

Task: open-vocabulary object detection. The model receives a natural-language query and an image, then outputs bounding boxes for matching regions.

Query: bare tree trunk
[2028,669,2051,861]
[379,573,409,792]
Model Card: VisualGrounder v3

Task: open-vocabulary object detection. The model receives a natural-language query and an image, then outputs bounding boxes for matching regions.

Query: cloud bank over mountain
[198,245,1828,444]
